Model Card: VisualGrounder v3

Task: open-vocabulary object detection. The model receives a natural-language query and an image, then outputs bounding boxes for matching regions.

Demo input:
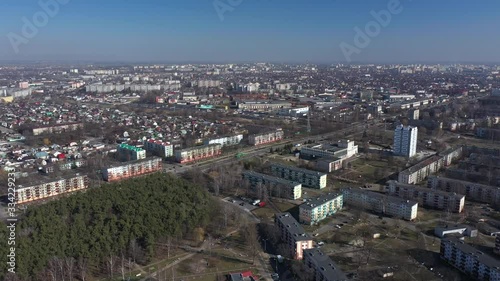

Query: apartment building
[303,249,348,281]
[102,157,162,182]
[387,180,465,213]
[275,213,313,260]
[495,236,500,255]
[242,171,302,200]
[398,147,464,184]
[143,139,174,158]
[15,174,89,204]
[342,188,418,220]
[299,193,343,225]
[428,176,500,206]
[117,144,146,161]
[440,237,500,281]
[248,129,284,146]
[204,134,244,147]
[32,122,83,136]
[174,144,222,164]
[271,163,327,189]
[301,140,358,160]
[393,125,418,157]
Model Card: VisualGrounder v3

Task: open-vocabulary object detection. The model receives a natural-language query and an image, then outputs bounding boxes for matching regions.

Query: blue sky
[0,0,499,63]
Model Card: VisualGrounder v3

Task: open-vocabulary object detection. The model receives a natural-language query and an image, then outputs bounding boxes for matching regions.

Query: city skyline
[0,0,500,63]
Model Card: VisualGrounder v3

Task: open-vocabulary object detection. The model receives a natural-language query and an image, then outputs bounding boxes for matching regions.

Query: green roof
[118,144,144,152]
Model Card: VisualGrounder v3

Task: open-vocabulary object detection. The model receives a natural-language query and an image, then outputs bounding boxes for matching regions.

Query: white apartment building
[428,176,500,206]
[248,129,284,146]
[393,125,418,157]
[204,134,244,147]
[242,171,302,200]
[174,144,222,164]
[299,193,343,225]
[387,180,465,213]
[102,157,163,182]
[271,163,327,189]
[441,238,500,281]
[143,139,173,158]
[15,174,89,204]
[343,188,418,220]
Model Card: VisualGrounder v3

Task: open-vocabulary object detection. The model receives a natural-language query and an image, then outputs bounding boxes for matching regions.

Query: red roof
[241,271,253,278]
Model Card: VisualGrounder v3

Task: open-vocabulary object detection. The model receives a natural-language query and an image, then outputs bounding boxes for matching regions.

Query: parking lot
[223,196,259,212]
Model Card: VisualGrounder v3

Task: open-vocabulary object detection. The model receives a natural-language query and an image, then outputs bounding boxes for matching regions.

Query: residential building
[143,139,174,158]
[278,107,309,117]
[32,122,83,136]
[393,125,418,157]
[301,140,358,160]
[117,144,146,161]
[299,193,343,225]
[271,163,327,189]
[408,109,420,120]
[434,225,478,238]
[248,129,284,146]
[174,144,222,164]
[440,237,500,281]
[242,171,302,200]
[102,157,162,182]
[495,236,500,255]
[204,134,244,147]
[303,249,348,281]
[428,176,500,206]
[387,180,465,213]
[342,188,418,220]
[275,213,313,260]
[15,174,89,204]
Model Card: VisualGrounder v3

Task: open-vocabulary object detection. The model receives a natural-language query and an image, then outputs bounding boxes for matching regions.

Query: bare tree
[107,255,116,279]
[64,257,75,281]
[77,257,88,281]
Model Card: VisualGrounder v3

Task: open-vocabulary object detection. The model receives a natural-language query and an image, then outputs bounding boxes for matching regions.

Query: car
[313,233,319,237]
[239,202,245,206]
[317,241,325,246]
[335,225,341,229]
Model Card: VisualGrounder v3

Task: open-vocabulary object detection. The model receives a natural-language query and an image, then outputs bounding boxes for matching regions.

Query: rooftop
[303,248,348,281]
[118,143,144,152]
[275,213,312,241]
[344,188,418,206]
[300,192,343,211]
[401,155,443,174]
[387,180,465,199]
[271,162,327,177]
[243,171,301,187]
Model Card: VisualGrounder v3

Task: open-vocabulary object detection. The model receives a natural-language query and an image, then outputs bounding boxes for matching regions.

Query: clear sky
[0,0,499,63]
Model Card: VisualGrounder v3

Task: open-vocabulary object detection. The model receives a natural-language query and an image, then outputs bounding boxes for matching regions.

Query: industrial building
[440,237,500,281]
[143,139,174,158]
[117,144,146,161]
[303,249,348,281]
[102,157,162,182]
[15,174,89,204]
[275,213,313,260]
[428,176,500,206]
[300,140,358,160]
[174,144,222,164]
[248,129,284,146]
[387,180,465,213]
[242,171,302,200]
[342,188,418,221]
[393,125,418,157]
[270,163,327,189]
[434,225,478,238]
[299,193,343,225]
[204,134,244,147]
[236,101,292,111]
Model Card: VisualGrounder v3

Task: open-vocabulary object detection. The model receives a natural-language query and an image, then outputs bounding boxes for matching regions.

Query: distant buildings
[270,163,327,189]
[15,174,89,204]
[242,171,302,200]
[428,176,500,206]
[102,157,162,182]
[393,125,418,157]
[197,80,221,88]
[143,139,173,158]
[32,122,83,136]
[248,129,284,146]
[299,193,343,225]
[85,84,165,93]
[387,180,465,213]
[235,101,292,111]
[440,237,500,281]
[117,144,146,161]
[342,188,418,220]
[174,144,222,164]
[303,248,348,281]
[278,107,309,117]
[275,213,313,260]
[204,134,244,147]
